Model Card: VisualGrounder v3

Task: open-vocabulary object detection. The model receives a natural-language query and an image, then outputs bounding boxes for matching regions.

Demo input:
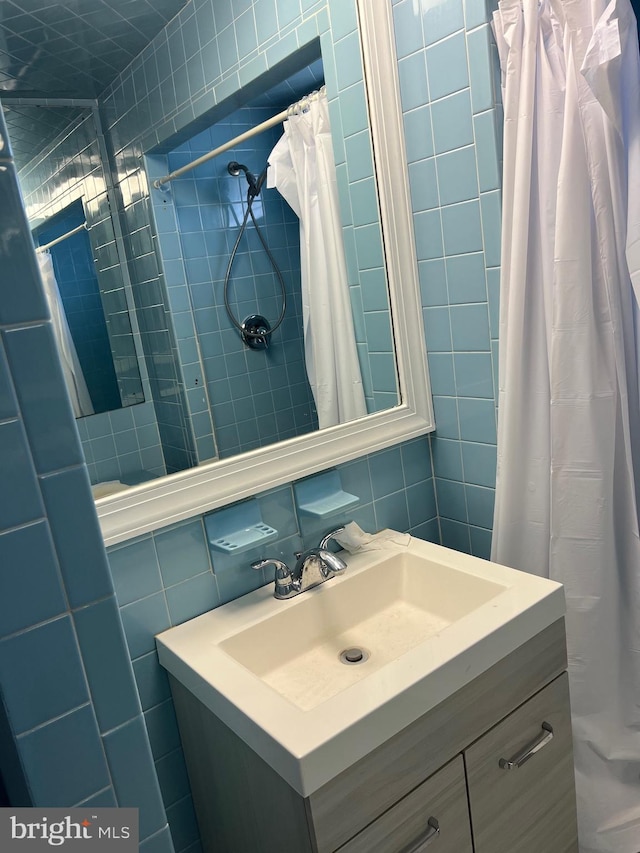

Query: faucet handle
[318,527,346,549]
[251,558,296,599]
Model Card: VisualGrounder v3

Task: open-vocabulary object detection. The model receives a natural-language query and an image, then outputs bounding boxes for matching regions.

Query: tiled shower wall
[150,104,318,460]
[18,114,166,486]
[393,0,501,559]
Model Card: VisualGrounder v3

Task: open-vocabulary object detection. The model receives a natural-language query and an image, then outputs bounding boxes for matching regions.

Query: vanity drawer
[465,672,578,853]
[337,756,472,853]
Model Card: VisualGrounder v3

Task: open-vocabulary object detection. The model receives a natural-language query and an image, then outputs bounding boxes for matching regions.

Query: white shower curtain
[491,0,640,850]
[267,89,367,429]
[37,251,94,418]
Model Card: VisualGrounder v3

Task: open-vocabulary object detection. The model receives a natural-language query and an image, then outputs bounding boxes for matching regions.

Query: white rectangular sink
[156,535,564,796]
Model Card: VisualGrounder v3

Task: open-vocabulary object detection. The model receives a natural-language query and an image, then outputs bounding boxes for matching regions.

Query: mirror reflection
[1,4,400,498]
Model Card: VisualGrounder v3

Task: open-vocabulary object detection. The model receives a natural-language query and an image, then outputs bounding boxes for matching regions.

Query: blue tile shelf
[294,469,359,518]
[204,500,278,554]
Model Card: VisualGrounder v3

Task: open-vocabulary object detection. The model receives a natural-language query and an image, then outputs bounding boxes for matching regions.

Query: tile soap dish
[204,501,278,554]
[294,470,359,519]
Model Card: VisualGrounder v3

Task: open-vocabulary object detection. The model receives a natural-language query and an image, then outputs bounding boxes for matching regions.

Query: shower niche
[147,50,398,465]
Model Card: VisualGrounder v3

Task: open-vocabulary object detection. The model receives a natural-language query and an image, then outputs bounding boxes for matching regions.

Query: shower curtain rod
[153,108,288,189]
[35,222,88,254]
[153,86,325,189]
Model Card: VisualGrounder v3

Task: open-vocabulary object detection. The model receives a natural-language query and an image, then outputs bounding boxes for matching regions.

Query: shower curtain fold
[37,251,94,418]
[492,0,640,850]
[267,90,367,430]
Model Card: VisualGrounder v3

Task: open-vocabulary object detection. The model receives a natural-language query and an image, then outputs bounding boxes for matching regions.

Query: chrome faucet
[251,527,347,600]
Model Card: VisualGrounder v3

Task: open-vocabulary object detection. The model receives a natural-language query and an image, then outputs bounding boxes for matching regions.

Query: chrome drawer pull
[403,817,440,852]
[499,721,554,770]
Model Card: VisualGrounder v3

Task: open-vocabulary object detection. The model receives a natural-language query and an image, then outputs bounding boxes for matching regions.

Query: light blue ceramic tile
[369,446,405,499]
[165,572,220,625]
[369,353,398,393]
[75,787,118,808]
[433,396,460,439]
[413,209,444,261]
[411,517,441,543]
[431,90,474,155]
[144,700,182,761]
[103,716,167,842]
[344,130,374,183]
[350,177,379,226]
[406,479,438,528]
[423,307,452,352]
[461,440,497,487]
[465,483,495,529]
[480,190,501,266]
[0,341,18,421]
[3,325,84,475]
[436,146,479,206]
[0,616,88,734]
[409,158,439,212]
[467,26,494,114]
[166,796,200,853]
[435,478,468,523]
[431,436,464,480]
[364,312,394,353]
[133,651,172,712]
[0,419,44,531]
[440,518,472,553]
[458,397,497,444]
[139,826,175,853]
[470,525,492,559]
[446,252,487,304]
[108,536,162,607]
[333,31,363,90]
[74,597,142,733]
[0,166,49,326]
[422,0,465,46]
[427,352,455,395]
[474,111,501,193]
[487,266,500,338]
[329,0,358,40]
[465,0,490,28]
[374,491,410,533]
[354,223,384,270]
[360,268,390,312]
[18,706,110,807]
[450,304,491,352]
[0,522,66,638]
[441,200,483,256]
[397,52,429,112]
[120,593,172,660]
[426,33,468,101]
[418,258,447,307]
[338,457,374,506]
[339,81,369,138]
[403,106,434,162]
[393,0,424,58]
[153,519,211,587]
[156,748,192,809]
[39,466,114,608]
[454,352,494,398]
[400,437,433,486]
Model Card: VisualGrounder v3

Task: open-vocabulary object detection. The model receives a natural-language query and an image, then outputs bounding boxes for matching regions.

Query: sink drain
[339,647,370,665]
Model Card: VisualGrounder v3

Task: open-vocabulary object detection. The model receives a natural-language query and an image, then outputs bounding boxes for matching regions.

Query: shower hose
[223,161,287,345]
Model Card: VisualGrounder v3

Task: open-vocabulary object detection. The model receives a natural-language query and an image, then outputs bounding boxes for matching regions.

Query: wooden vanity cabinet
[169,618,578,853]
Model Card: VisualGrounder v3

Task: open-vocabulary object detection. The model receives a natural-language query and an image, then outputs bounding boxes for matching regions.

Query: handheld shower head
[227,160,265,198]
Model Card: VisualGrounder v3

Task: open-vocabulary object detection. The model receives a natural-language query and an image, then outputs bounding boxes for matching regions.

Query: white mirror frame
[97,0,434,547]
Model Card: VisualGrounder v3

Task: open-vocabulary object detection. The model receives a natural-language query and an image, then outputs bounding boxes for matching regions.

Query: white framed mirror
[96,0,433,546]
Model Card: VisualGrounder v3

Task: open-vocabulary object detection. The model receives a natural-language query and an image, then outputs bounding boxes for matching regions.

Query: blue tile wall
[0,109,171,844]
[150,104,318,459]
[36,203,121,415]
[107,434,438,851]
[392,0,501,558]
[17,113,166,487]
